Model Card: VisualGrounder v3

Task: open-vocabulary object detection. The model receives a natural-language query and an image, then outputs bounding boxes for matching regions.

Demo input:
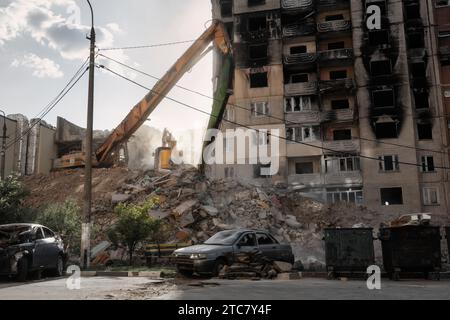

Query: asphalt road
[0,276,449,300]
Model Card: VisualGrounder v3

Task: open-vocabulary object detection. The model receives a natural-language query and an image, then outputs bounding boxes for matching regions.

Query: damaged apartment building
[208,0,450,218]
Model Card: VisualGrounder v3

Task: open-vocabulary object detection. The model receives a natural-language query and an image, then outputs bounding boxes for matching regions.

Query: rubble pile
[218,250,295,280]
[22,165,449,267]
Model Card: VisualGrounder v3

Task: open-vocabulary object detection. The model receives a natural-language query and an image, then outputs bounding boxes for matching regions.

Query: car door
[233,232,258,255]
[256,232,278,260]
[42,227,59,268]
[32,227,46,269]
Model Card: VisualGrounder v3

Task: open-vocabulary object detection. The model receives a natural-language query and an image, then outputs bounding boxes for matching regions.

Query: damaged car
[0,224,66,281]
[173,229,294,277]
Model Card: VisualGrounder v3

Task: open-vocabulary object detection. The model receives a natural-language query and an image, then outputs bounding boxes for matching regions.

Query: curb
[80,271,162,278]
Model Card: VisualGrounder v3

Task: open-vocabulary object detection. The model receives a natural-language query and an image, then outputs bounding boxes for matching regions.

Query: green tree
[0,175,30,224]
[35,199,82,255]
[108,197,162,265]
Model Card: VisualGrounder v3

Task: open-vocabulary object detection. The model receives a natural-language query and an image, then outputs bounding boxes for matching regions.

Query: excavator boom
[95,21,232,164]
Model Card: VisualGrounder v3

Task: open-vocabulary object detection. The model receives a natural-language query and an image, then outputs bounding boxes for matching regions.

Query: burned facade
[209,0,450,219]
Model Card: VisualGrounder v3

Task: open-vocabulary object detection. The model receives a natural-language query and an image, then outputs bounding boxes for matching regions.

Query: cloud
[11,53,63,78]
[0,0,126,61]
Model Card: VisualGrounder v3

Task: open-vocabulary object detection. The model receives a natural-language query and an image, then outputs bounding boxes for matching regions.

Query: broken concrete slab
[149,210,169,220]
[175,229,192,241]
[179,212,195,227]
[173,199,198,217]
[111,193,131,204]
[273,261,293,273]
[201,205,219,217]
[276,272,302,280]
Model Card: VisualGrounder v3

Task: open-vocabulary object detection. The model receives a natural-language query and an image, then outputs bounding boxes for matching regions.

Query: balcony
[287,171,362,187]
[281,0,314,12]
[317,0,350,11]
[283,52,317,66]
[285,110,321,124]
[319,78,354,93]
[323,139,360,153]
[240,29,271,42]
[288,173,323,187]
[324,171,363,185]
[317,20,351,33]
[285,81,318,96]
[318,48,353,63]
[283,22,316,37]
[321,108,354,122]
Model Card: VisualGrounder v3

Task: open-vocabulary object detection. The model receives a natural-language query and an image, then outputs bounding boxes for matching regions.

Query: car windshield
[0,226,32,246]
[204,230,241,245]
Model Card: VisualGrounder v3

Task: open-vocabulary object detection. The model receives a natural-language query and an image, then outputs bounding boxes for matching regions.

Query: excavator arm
[95,21,233,164]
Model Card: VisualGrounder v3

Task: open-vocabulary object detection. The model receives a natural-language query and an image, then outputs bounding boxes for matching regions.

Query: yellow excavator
[55,21,233,169]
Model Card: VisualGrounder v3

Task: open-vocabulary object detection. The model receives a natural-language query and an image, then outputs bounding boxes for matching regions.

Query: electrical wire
[99,63,450,171]
[98,53,449,156]
[98,39,196,51]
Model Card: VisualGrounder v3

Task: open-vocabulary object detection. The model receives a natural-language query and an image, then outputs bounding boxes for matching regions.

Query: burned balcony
[285,81,318,96]
[318,48,353,63]
[281,0,314,12]
[323,139,360,153]
[318,0,350,10]
[284,52,317,66]
[319,78,355,93]
[322,109,355,123]
[317,20,351,33]
[282,22,316,37]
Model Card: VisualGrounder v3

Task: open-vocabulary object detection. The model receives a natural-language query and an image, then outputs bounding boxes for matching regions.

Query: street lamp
[81,0,96,270]
[0,110,7,181]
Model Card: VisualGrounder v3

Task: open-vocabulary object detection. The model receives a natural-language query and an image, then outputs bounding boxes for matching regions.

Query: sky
[0,0,214,133]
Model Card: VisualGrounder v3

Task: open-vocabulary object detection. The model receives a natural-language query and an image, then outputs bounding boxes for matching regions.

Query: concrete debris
[218,250,279,280]
[23,165,449,267]
[389,213,432,227]
[272,261,293,273]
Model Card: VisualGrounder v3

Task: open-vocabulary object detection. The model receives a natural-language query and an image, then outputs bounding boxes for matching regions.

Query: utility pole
[0,110,7,180]
[81,0,95,270]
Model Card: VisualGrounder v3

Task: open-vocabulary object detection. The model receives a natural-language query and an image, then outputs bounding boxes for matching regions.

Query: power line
[99,64,450,171]
[5,63,89,151]
[98,39,196,51]
[98,53,449,156]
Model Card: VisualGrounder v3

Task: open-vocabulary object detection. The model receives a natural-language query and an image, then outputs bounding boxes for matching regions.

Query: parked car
[0,224,66,281]
[173,229,294,276]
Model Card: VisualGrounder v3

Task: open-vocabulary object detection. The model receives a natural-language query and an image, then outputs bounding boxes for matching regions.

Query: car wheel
[16,257,28,282]
[52,255,64,277]
[213,259,226,277]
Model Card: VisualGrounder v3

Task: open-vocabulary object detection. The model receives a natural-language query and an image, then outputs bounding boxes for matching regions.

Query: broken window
[248,0,266,6]
[380,187,404,205]
[238,233,257,246]
[249,43,268,60]
[375,122,399,139]
[328,41,345,50]
[370,60,392,77]
[417,122,433,140]
[290,73,309,83]
[326,187,363,205]
[378,155,400,171]
[405,3,421,20]
[372,89,395,108]
[290,45,307,55]
[325,154,360,173]
[325,14,345,21]
[224,167,235,178]
[223,107,235,121]
[369,30,389,46]
[408,32,425,48]
[414,90,429,109]
[423,187,439,205]
[411,62,426,78]
[256,233,275,245]
[285,96,312,112]
[287,126,320,142]
[295,162,314,174]
[331,99,350,109]
[330,70,347,80]
[333,129,352,141]
[250,72,268,88]
[421,156,435,172]
[248,16,266,32]
[251,101,269,116]
[220,0,232,17]
[436,0,450,6]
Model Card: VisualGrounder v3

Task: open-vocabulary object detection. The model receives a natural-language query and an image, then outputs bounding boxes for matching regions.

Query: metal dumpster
[379,226,441,280]
[446,227,450,259]
[324,228,375,279]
